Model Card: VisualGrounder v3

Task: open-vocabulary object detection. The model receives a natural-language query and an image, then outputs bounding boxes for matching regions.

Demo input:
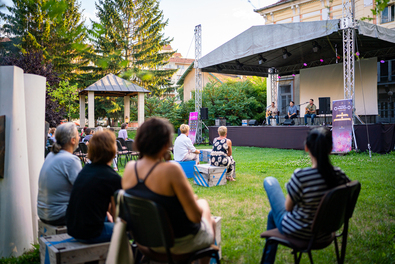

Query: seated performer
[174,124,201,164]
[304,99,317,125]
[284,101,297,119]
[210,126,236,181]
[266,102,279,125]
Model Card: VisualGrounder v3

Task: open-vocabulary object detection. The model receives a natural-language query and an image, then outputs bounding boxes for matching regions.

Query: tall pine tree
[90,0,176,96]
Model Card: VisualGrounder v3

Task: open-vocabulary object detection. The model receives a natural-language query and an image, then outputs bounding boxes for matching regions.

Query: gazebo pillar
[124,95,130,123]
[138,92,144,126]
[88,91,95,128]
[79,94,85,128]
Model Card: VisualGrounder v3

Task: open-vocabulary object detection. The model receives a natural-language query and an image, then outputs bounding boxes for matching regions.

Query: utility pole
[194,24,203,144]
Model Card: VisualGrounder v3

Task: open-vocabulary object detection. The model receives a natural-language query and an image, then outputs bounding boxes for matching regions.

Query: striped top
[282,167,350,240]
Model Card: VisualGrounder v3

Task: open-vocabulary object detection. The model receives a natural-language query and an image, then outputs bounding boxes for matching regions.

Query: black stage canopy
[199,20,395,77]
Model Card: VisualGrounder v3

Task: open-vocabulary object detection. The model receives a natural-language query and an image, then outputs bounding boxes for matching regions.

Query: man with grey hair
[37,122,82,226]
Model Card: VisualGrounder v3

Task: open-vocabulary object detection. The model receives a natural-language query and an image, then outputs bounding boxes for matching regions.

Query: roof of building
[79,73,150,96]
[169,57,195,64]
[162,45,173,51]
[0,37,11,43]
[254,0,295,12]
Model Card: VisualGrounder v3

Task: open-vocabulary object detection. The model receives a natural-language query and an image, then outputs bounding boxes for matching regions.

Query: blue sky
[3,0,277,57]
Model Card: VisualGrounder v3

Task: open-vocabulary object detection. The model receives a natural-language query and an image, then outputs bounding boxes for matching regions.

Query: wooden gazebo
[79,73,150,128]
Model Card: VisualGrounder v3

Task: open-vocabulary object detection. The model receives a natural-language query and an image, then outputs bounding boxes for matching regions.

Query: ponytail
[52,142,62,154]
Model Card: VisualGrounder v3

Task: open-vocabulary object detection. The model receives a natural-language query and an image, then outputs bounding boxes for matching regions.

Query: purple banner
[332,99,353,153]
[188,112,198,144]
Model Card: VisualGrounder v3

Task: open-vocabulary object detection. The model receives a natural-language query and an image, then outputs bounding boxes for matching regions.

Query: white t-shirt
[174,134,196,161]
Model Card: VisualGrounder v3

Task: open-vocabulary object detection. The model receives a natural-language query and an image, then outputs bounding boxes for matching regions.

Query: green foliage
[49,80,79,120]
[361,0,391,20]
[0,244,39,264]
[202,77,267,126]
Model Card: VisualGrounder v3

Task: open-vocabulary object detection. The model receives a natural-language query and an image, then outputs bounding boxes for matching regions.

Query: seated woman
[210,126,236,181]
[66,130,122,244]
[261,127,350,264]
[173,124,201,164]
[122,117,215,255]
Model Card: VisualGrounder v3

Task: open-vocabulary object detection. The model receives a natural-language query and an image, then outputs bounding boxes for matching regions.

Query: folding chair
[125,140,139,160]
[260,180,361,264]
[77,142,88,165]
[116,140,129,168]
[117,137,127,149]
[117,191,220,264]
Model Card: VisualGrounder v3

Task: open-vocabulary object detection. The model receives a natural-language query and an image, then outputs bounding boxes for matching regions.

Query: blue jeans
[263,177,287,264]
[77,222,114,244]
[304,114,316,125]
[267,116,279,125]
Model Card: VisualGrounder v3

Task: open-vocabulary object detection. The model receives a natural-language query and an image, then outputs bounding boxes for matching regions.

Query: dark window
[381,5,395,23]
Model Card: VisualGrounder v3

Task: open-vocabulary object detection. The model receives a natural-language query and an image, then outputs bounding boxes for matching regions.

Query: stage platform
[208,124,395,153]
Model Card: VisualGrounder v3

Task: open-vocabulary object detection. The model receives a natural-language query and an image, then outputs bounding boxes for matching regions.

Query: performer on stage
[304,99,317,125]
[284,101,297,120]
[266,102,279,125]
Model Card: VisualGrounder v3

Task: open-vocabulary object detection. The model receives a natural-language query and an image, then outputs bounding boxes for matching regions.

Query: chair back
[79,142,88,154]
[125,140,134,151]
[117,137,126,147]
[116,140,124,152]
[116,191,175,257]
[311,180,361,236]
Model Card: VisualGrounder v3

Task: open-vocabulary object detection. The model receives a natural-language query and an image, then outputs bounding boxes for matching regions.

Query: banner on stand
[332,99,353,153]
[188,112,198,144]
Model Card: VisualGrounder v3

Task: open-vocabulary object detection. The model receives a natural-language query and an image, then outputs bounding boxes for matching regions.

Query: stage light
[278,76,281,79]
[320,59,324,62]
[337,55,341,59]
[312,41,322,53]
[282,48,292,59]
[258,55,267,65]
[356,52,360,56]
[303,63,307,66]
[292,74,295,77]
[236,60,244,69]
[380,60,385,63]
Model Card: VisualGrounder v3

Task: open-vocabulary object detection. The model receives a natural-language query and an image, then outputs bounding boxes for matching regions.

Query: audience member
[82,128,93,143]
[66,130,121,243]
[95,126,103,132]
[122,118,215,255]
[108,127,118,172]
[118,123,128,140]
[174,124,201,164]
[37,122,82,226]
[210,126,236,181]
[261,127,350,264]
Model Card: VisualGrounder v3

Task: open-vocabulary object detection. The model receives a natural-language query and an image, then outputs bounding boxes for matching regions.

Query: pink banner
[332,99,353,153]
[188,112,198,144]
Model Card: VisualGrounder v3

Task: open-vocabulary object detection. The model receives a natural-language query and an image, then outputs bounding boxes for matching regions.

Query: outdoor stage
[208,124,395,153]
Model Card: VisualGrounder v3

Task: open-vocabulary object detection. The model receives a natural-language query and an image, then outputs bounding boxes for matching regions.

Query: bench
[39,233,110,264]
[38,219,67,238]
[199,149,212,163]
[193,164,227,187]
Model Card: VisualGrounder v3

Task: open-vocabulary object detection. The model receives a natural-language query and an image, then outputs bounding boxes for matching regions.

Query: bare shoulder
[227,139,232,145]
[122,161,136,187]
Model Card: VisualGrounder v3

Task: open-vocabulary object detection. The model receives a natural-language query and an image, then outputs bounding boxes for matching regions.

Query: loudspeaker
[201,108,208,120]
[319,97,330,114]
[283,119,295,125]
[249,119,258,126]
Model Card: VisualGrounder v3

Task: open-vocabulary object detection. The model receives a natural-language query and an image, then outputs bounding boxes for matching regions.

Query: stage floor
[209,124,395,153]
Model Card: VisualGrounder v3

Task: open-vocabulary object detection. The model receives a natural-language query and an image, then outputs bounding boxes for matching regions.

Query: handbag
[106,190,134,264]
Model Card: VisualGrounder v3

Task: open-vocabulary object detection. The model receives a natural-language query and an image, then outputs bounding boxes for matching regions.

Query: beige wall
[300,57,378,116]
[183,71,217,102]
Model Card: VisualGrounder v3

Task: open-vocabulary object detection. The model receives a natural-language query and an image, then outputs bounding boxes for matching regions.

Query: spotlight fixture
[282,48,292,59]
[303,63,307,66]
[380,60,385,63]
[258,55,267,65]
[312,41,322,53]
[292,73,295,77]
[320,59,324,62]
[215,65,222,72]
[278,76,281,79]
[236,60,244,69]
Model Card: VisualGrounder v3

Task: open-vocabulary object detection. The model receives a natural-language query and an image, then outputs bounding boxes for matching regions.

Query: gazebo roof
[79,73,150,96]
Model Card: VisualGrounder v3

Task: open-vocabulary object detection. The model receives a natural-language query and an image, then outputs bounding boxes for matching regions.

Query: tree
[0,50,66,126]
[90,0,176,96]
[0,0,88,83]
[49,80,79,121]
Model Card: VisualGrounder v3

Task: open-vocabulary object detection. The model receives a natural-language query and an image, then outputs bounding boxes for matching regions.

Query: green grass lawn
[2,147,394,263]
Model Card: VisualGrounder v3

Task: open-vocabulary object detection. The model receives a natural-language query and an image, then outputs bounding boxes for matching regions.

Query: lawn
[2,147,394,263]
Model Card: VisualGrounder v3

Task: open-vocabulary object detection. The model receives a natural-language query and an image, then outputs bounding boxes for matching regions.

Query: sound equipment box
[283,119,295,125]
[200,108,208,120]
[249,119,258,126]
[319,97,330,114]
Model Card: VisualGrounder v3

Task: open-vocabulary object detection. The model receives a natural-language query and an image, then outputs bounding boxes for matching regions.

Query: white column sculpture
[138,92,145,126]
[88,91,95,128]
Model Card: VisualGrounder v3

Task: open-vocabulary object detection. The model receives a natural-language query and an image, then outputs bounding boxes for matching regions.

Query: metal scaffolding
[269,68,278,103]
[194,24,203,144]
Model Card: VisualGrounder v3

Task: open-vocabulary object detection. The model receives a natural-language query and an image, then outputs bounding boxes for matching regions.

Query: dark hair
[53,123,77,154]
[87,130,116,164]
[310,99,314,102]
[134,117,173,159]
[84,128,91,135]
[121,123,127,129]
[290,101,294,104]
[109,127,115,132]
[305,127,340,188]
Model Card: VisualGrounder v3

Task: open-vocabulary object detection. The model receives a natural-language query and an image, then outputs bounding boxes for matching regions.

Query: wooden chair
[260,180,361,264]
[117,191,220,264]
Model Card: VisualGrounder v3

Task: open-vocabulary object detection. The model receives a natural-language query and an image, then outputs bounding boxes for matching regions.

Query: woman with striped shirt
[262,127,350,264]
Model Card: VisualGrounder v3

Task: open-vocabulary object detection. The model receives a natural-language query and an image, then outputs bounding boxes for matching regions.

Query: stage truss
[194,24,203,144]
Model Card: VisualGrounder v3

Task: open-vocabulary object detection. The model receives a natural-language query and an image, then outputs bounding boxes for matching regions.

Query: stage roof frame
[199,20,395,77]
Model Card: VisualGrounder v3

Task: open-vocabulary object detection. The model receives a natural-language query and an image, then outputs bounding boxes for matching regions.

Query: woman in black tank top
[122,117,215,256]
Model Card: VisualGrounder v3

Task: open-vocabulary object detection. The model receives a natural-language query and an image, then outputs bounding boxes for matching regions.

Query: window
[279,85,292,115]
[381,5,395,23]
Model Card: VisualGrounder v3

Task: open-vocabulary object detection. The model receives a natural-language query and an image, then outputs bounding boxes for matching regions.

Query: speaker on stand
[319,97,330,125]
